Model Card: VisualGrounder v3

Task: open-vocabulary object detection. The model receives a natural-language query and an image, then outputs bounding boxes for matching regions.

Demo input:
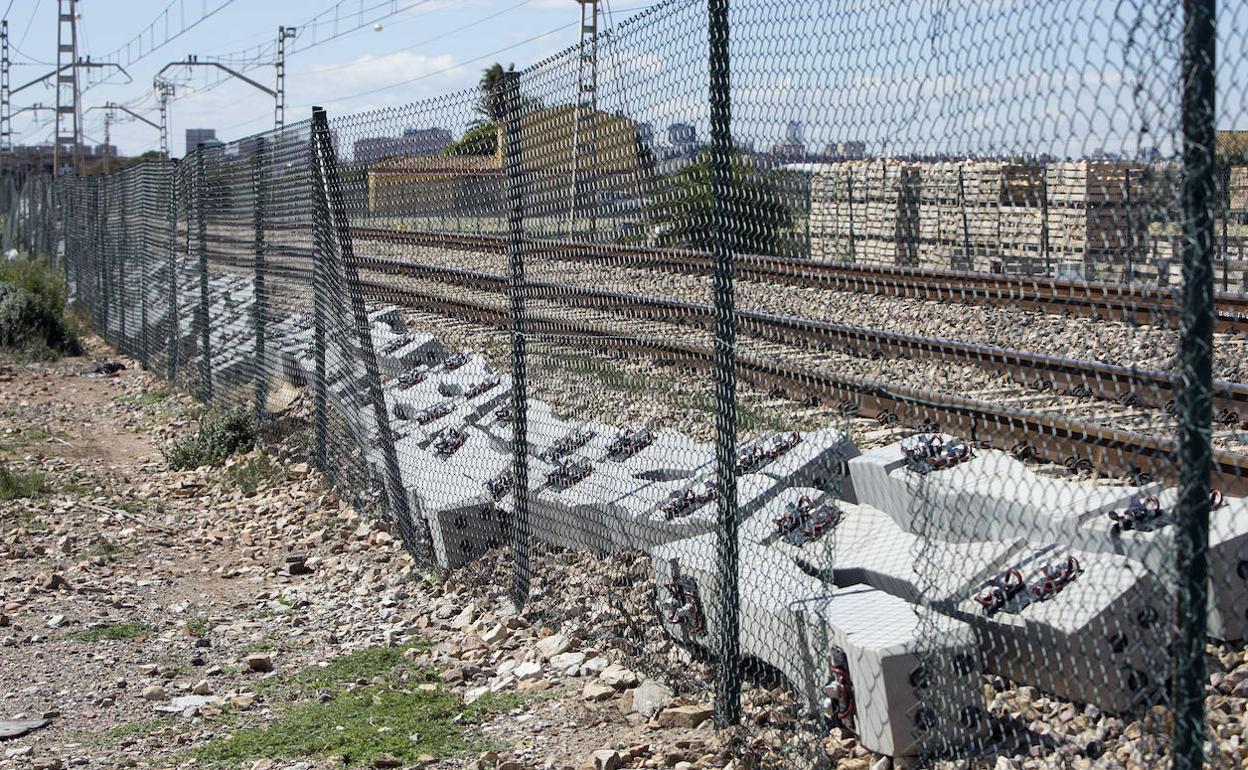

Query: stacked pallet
[1229,165,1248,218]
[914,162,1046,273]
[1044,161,1148,282]
[809,160,919,264]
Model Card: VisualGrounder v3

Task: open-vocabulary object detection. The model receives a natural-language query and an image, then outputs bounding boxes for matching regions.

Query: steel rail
[202,241,1248,424]
[346,226,1248,334]
[366,281,1248,497]
[196,243,1248,493]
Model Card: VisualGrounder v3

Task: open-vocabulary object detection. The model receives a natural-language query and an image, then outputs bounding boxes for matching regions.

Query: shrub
[0,256,80,358]
[0,463,52,500]
[163,409,257,470]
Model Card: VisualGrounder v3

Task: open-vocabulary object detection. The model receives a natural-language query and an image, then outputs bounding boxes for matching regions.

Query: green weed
[70,622,151,642]
[163,409,256,470]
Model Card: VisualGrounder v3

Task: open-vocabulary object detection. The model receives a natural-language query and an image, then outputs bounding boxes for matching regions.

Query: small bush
[0,463,52,500]
[0,255,81,358]
[163,409,257,470]
[224,452,286,495]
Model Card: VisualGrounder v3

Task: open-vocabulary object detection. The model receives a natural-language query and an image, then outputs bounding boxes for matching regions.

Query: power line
[305,0,534,77]
[97,0,241,68]
[206,0,440,69]
[16,0,40,49]
[299,19,580,106]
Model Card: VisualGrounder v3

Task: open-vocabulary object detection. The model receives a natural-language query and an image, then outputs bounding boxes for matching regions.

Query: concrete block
[954,546,1170,713]
[610,472,778,554]
[602,428,713,481]
[849,436,1158,543]
[652,539,985,757]
[757,426,860,501]
[1078,488,1248,642]
[530,457,647,553]
[373,325,446,377]
[396,453,507,569]
[368,305,405,333]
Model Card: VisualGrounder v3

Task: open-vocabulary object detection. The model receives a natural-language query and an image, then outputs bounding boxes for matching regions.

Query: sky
[2,0,659,157]
[2,0,1246,162]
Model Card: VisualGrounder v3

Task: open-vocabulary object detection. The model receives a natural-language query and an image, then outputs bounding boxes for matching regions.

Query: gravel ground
[4,338,1246,770]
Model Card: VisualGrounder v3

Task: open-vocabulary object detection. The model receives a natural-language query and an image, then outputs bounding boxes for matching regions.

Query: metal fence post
[846,167,856,261]
[98,179,111,341]
[253,137,269,420]
[138,173,151,370]
[1173,1,1215,768]
[308,126,331,474]
[118,187,128,351]
[708,0,740,729]
[195,144,214,403]
[309,106,423,556]
[168,161,181,383]
[501,71,531,608]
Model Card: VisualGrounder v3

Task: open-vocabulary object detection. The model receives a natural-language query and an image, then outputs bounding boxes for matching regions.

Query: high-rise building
[185,128,218,151]
[786,120,803,145]
[667,122,696,146]
[637,122,655,146]
[353,128,453,164]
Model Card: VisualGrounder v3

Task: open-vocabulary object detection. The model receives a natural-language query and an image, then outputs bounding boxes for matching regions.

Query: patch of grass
[223,452,285,495]
[291,644,429,692]
[73,716,177,747]
[163,409,256,470]
[118,388,171,409]
[70,622,151,642]
[190,684,505,768]
[0,463,52,500]
[185,618,216,637]
[87,538,125,559]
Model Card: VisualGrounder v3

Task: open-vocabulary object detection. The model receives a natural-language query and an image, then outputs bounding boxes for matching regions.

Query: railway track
[354,280,1248,497]
[346,226,1248,335]
[196,233,1248,493]
[204,240,1248,425]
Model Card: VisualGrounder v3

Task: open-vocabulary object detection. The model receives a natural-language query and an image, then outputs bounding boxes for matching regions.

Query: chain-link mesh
[4,0,1245,766]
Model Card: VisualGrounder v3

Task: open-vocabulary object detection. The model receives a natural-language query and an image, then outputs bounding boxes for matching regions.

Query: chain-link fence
[4,0,1245,767]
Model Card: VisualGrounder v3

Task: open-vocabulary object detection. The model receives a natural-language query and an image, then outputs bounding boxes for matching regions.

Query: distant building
[769,141,806,162]
[822,141,866,160]
[185,128,219,151]
[667,122,696,146]
[95,143,118,159]
[637,122,655,147]
[353,128,452,165]
[786,121,803,145]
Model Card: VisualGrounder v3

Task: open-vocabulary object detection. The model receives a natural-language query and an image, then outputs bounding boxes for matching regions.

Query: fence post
[958,165,972,270]
[309,106,423,556]
[1041,168,1051,276]
[846,168,856,261]
[195,144,214,403]
[138,173,151,370]
[253,137,269,421]
[708,0,740,729]
[1173,1,1215,769]
[168,161,180,383]
[308,126,331,475]
[501,71,531,608]
[100,179,112,344]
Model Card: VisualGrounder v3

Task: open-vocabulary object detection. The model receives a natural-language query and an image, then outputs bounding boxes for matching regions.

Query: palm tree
[477,62,516,122]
